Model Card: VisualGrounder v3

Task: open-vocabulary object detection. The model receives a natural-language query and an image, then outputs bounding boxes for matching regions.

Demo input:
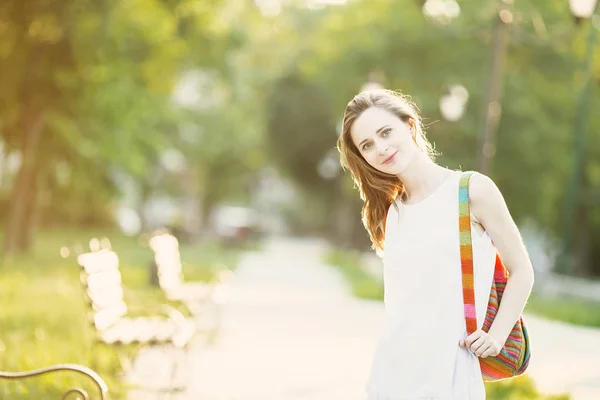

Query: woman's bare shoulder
[468,172,511,227]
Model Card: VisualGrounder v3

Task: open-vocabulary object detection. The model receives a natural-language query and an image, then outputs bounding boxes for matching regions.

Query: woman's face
[350,106,419,175]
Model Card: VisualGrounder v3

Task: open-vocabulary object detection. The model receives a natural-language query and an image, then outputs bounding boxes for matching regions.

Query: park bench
[148,232,233,328]
[0,363,108,399]
[77,248,196,390]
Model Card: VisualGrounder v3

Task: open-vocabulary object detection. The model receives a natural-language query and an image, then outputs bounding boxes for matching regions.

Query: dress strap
[458,171,478,334]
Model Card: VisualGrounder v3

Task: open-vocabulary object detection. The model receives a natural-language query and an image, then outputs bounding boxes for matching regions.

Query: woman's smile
[382,151,398,165]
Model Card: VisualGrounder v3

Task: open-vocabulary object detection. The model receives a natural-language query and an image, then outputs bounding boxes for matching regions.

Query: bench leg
[90,341,131,378]
[118,348,134,376]
[169,346,189,392]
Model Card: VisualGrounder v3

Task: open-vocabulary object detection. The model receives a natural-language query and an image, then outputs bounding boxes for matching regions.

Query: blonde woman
[337,89,534,399]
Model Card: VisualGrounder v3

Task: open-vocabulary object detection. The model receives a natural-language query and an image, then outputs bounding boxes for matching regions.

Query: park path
[128,236,600,400]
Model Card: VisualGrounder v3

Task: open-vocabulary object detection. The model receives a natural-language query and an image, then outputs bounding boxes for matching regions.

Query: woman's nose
[376,142,388,155]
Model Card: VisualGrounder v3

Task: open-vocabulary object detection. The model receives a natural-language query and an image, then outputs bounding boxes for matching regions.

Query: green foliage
[254,0,600,275]
[0,0,263,243]
[266,73,337,190]
[485,375,570,400]
[0,228,239,399]
[1,0,599,275]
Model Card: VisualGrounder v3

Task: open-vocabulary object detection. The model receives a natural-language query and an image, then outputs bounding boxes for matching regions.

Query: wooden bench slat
[87,287,124,306]
[151,233,221,305]
[100,317,194,346]
[78,251,119,274]
[93,302,127,331]
[78,249,196,349]
[87,268,122,289]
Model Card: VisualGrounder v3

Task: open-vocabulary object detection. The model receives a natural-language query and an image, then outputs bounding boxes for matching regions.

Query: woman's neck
[397,156,452,204]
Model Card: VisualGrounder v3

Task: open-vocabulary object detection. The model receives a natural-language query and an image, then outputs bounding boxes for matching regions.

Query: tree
[250,0,600,274]
[0,0,238,253]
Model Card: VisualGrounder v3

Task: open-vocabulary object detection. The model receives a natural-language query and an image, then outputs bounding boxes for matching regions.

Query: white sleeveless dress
[366,170,496,400]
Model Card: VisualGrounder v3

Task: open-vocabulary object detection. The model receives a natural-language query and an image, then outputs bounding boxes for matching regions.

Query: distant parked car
[211,205,260,246]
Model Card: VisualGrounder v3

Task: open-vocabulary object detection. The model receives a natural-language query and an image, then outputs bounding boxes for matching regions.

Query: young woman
[337,89,535,399]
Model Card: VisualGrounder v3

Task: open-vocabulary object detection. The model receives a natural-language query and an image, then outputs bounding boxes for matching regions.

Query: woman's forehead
[351,107,398,142]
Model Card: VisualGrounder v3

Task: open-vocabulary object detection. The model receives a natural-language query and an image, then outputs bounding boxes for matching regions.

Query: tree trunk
[333,185,355,248]
[199,188,218,234]
[16,173,39,251]
[137,180,153,233]
[574,173,593,277]
[198,165,224,235]
[4,111,46,255]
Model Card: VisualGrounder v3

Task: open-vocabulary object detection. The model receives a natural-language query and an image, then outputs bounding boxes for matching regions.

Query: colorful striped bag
[458,171,531,381]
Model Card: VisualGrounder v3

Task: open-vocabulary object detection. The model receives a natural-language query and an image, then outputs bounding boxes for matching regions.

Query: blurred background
[1,0,600,399]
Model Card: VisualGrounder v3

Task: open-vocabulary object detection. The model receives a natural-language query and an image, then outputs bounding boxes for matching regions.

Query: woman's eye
[381,128,391,137]
[363,142,373,150]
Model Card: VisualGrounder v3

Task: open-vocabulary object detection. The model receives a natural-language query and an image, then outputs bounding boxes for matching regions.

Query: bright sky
[255,0,349,17]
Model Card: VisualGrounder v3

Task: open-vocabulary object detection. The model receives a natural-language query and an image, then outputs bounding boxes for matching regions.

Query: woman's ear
[409,121,417,141]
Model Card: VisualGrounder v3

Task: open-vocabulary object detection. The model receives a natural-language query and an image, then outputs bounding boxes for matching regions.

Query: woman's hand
[459,330,502,358]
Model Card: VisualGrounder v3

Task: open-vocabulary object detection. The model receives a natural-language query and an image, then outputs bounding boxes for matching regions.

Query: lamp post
[559,0,599,274]
[422,0,512,174]
[421,0,598,273]
[477,0,513,176]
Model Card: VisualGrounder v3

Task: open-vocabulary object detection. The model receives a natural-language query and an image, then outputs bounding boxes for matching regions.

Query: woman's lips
[382,151,398,164]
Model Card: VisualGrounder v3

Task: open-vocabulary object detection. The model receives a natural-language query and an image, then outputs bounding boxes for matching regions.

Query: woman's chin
[371,160,407,176]
[377,166,402,176]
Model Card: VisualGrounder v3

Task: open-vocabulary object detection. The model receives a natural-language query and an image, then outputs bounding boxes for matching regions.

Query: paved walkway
[128,237,600,400]
[524,317,600,399]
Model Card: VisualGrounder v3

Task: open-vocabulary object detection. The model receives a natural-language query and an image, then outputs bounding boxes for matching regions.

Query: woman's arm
[468,172,535,348]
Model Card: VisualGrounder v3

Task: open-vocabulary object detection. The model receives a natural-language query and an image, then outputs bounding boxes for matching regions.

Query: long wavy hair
[337,89,438,255]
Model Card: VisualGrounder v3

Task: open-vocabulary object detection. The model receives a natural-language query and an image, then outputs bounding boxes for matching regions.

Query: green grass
[0,229,242,400]
[324,248,600,328]
[323,249,383,300]
[324,248,571,400]
[525,293,600,327]
[485,375,570,400]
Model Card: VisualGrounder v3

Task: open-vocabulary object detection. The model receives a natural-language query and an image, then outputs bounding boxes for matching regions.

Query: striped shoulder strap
[459,171,478,334]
